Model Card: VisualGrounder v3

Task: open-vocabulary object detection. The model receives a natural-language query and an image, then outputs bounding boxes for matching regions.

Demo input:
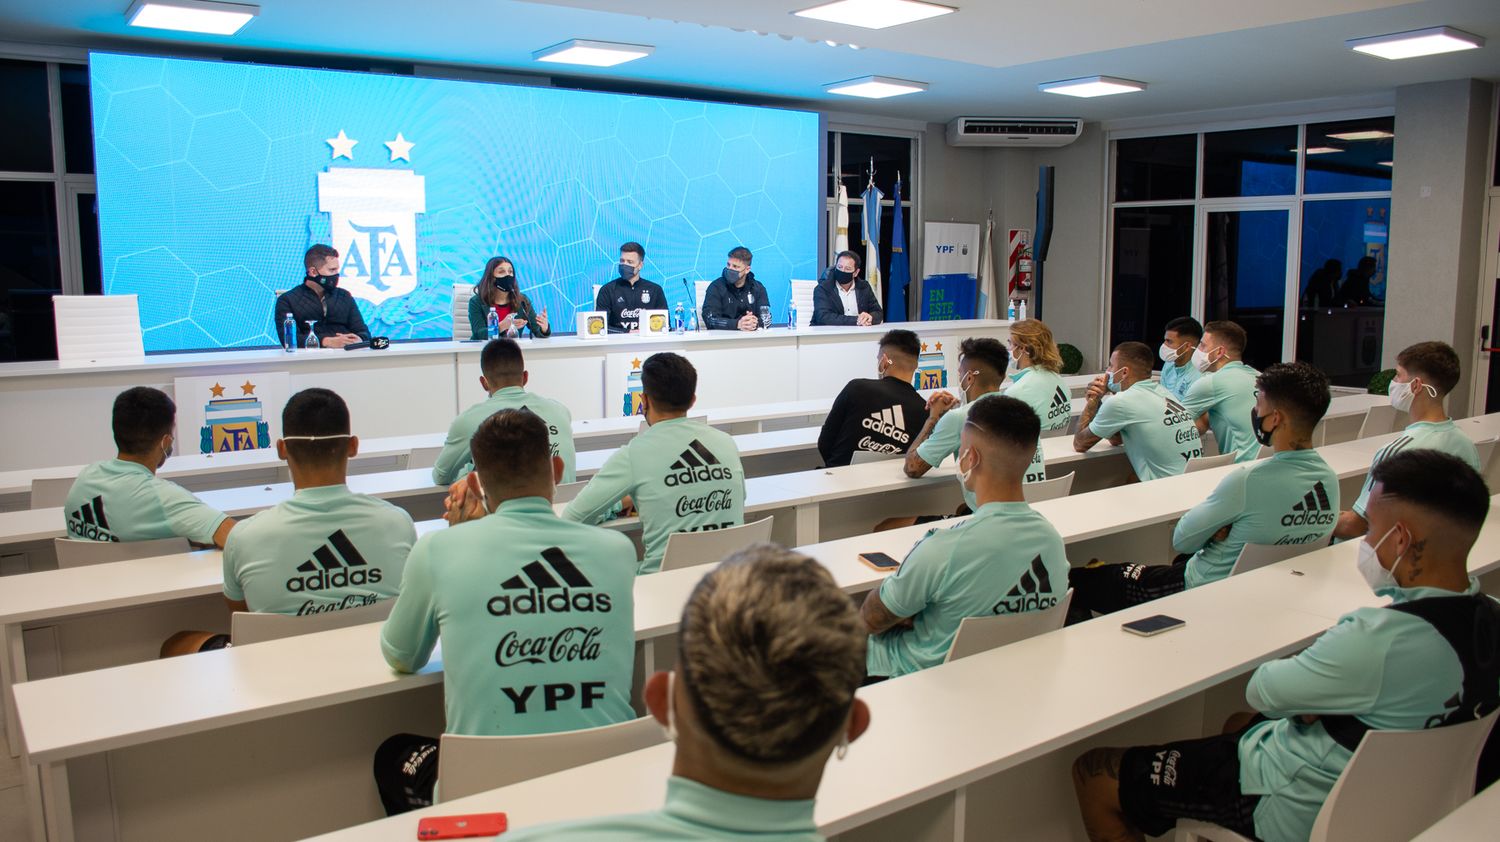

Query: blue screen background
[90,52,820,351]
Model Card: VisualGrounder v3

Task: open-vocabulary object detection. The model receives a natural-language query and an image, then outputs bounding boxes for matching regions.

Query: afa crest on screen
[317,167,427,307]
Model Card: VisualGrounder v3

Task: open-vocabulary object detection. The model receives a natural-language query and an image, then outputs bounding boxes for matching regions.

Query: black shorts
[373,733,439,816]
[1067,558,1188,622]
[1117,727,1262,839]
[198,633,231,652]
[915,503,973,525]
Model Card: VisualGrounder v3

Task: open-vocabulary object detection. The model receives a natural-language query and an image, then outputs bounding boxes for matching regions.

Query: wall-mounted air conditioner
[945,117,1084,148]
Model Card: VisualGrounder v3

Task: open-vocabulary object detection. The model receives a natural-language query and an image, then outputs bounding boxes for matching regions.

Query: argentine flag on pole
[888,176,910,321]
[833,183,849,257]
[861,177,883,302]
[978,215,998,319]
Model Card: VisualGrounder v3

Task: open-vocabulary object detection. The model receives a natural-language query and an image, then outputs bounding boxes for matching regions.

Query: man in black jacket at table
[701,246,771,331]
[812,251,883,327]
[273,244,370,348]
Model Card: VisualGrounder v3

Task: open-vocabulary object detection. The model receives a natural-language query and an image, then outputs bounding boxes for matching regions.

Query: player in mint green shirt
[375,408,639,815]
[1182,320,1259,462]
[1003,318,1073,478]
[563,353,745,574]
[1336,340,1482,540]
[1075,342,1201,482]
[1073,450,1500,842]
[63,386,233,548]
[1157,316,1203,401]
[865,395,1069,679]
[431,338,576,487]
[503,545,870,841]
[1069,362,1337,620]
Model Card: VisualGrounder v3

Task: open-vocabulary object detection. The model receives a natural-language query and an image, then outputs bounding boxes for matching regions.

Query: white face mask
[956,447,976,490]
[1191,346,1215,372]
[1387,379,1437,412]
[661,670,678,742]
[958,371,975,405]
[1356,523,1405,594]
[1158,342,1175,364]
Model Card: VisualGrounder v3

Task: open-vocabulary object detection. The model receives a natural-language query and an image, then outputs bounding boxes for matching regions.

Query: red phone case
[416,813,508,840]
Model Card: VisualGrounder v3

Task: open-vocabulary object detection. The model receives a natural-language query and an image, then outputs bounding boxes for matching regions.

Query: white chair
[1176,710,1499,842]
[694,280,710,315]
[1040,424,1072,439]
[405,446,445,470]
[54,536,191,568]
[29,476,75,509]
[944,590,1074,663]
[1185,453,1235,473]
[1357,404,1400,440]
[659,517,775,573]
[591,283,602,305]
[52,294,145,362]
[452,283,476,341]
[230,599,395,646]
[437,716,665,803]
[1310,420,1328,447]
[850,450,900,465]
[1198,430,1220,458]
[1022,472,1074,503]
[1474,437,1498,486]
[554,480,588,504]
[791,279,817,327]
[1227,535,1334,577]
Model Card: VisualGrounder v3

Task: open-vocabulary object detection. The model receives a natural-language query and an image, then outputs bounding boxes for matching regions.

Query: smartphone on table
[858,552,901,571]
[417,813,508,839]
[1121,615,1185,637]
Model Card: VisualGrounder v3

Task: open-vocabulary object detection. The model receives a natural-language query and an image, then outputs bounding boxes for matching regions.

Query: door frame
[1193,198,1301,363]
[1469,194,1500,413]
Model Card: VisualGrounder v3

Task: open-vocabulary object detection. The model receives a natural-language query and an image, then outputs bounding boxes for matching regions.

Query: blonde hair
[678,544,866,765]
[1009,319,1063,373]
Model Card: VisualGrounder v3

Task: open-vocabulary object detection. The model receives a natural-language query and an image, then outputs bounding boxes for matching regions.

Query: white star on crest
[326,130,358,160]
[384,133,415,162]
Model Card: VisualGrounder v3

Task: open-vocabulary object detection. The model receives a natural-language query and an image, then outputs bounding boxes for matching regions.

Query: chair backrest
[1310,420,1328,447]
[53,294,145,362]
[1257,445,1274,459]
[660,517,775,572]
[638,413,707,433]
[1185,453,1235,473]
[944,590,1073,663]
[554,480,588,504]
[1474,437,1499,486]
[1229,534,1334,577]
[452,284,475,341]
[591,283,602,305]
[30,476,75,509]
[850,450,900,465]
[1308,710,1499,842]
[1040,424,1071,439]
[1022,472,1075,503]
[405,446,445,470]
[791,280,817,327]
[694,280,710,314]
[54,536,191,568]
[230,599,394,646]
[438,716,665,803]
[1357,403,1400,440]
[1198,430,1220,457]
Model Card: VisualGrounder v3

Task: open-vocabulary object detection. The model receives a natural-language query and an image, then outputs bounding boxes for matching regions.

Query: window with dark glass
[1109,206,1195,352]
[0,59,54,173]
[1297,198,1388,387]
[1202,125,1297,198]
[1303,117,1393,194]
[0,181,63,361]
[60,64,95,175]
[1114,135,1197,202]
[839,133,915,203]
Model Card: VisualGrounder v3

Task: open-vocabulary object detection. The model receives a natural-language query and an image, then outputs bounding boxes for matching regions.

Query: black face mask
[1250,407,1275,448]
[724,268,744,283]
[831,268,854,284]
[494,274,516,292]
[314,272,339,291]
[618,262,635,280]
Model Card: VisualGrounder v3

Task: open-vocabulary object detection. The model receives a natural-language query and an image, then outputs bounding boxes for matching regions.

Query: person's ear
[846,697,872,745]
[643,671,671,726]
[688,394,698,411]
[276,440,288,462]
[479,375,490,393]
[521,370,530,388]
[552,455,564,485]
[347,435,360,459]
[639,394,652,418]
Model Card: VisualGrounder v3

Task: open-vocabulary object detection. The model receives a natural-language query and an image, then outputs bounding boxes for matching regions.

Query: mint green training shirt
[222,484,415,614]
[1182,361,1260,462]
[380,497,638,736]
[866,501,1069,678]
[1352,419,1480,517]
[1159,359,1201,402]
[1088,380,1202,482]
[503,776,822,841]
[1238,580,1492,842]
[562,417,746,574]
[431,386,576,486]
[62,458,229,544]
[1004,366,1073,483]
[914,389,1043,511]
[1174,450,1339,589]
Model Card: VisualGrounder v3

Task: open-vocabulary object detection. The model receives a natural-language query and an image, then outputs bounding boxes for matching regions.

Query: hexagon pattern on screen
[91,52,819,352]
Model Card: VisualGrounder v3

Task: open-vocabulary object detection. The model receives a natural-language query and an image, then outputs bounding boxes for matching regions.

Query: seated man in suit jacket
[812,250,884,327]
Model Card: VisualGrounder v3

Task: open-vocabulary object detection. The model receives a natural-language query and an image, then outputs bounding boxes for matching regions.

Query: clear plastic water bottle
[1018,299,1028,321]
[505,316,519,340]
[687,307,699,332]
[282,312,296,352]
[673,302,685,334]
[487,308,500,340]
[787,301,798,331]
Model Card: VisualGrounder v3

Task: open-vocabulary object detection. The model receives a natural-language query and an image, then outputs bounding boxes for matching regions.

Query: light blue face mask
[1106,367,1126,393]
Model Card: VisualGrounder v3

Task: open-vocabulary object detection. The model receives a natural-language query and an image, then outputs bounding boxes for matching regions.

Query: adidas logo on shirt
[487,547,613,616]
[1047,387,1071,423]
[284,529,383,591]
[67,495,119,542]
[664,440,735,487]
[1162,397,1193,427]
[1282,481,1336,527]
[992,555,1059,614]
[860,405,911,443]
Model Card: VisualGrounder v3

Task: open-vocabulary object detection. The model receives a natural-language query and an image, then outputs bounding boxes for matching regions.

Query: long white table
[0,320,1016,473]
[11,415,1486,842]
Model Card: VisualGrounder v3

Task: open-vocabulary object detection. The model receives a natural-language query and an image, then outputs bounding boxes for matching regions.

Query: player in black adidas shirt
[818,330,930,467]
[594,241,668,334]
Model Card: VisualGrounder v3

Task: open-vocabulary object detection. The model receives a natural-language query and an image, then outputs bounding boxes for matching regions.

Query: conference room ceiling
[0,0,1496,124]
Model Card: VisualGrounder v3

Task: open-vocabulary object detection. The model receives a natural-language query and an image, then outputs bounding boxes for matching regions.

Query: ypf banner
[921,222,980,321]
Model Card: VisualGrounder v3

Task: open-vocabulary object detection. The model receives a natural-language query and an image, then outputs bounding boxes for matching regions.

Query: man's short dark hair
[112,387,175,454]
[471,408,551,491]
[959,337,1010,379]
[965,394,1040,455]
[1203,320,1247,354]
[1370,450,1490,531]
[1113,341,1154,375]
[282,388,351,466]
[1164,316,1203,342]
[620,242,645,261]
[304,244,338,271]
[728,246,752,264]
[642,352,696,413]
[878,329,920,363]
[1256,362,1331,431]
[1396,341,1462,395]
[835,250,861,269]
[480,338,525,385]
